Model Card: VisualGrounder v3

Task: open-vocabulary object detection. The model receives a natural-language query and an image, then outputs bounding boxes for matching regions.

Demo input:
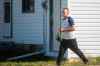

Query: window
[4,2,11,23]
[22,0,35,13]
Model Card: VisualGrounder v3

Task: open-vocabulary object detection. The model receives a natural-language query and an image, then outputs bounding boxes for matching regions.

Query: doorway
[49,0,54,51]
[49,0,61,52]
[3,0,12,39]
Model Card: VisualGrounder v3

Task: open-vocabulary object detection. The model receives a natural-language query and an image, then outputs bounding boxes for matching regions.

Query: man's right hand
[58,28,65,32]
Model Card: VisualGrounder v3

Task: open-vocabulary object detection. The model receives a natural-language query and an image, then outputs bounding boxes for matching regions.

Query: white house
[0,0,100,60]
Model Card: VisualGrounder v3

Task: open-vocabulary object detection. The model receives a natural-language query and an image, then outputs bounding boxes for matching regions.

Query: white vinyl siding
[68,0,100,57]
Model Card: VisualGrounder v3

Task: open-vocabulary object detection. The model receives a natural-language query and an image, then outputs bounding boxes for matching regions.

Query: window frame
[22,0,35,13]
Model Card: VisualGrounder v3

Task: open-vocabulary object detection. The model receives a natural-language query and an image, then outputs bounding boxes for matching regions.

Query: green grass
[0,62,87,66]
[0,56,100,66]
[0,61,97,66]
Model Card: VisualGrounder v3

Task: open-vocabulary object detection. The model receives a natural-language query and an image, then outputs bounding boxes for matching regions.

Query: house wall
[68,0,100,57]
[13,0,45,44]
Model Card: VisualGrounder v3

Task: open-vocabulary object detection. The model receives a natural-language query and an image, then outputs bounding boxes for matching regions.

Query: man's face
[63,9,69,17]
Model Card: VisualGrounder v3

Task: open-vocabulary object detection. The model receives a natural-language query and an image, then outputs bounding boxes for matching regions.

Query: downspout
[42,0,48,53]
[49,0,53,51]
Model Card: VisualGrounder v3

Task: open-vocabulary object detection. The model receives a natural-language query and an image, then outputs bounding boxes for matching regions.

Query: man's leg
[56,40,67,66]
[69,39,88,64]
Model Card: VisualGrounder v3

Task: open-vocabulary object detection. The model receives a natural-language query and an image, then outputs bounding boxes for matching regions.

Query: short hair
[63,8,69,13]
[63,8,69,11]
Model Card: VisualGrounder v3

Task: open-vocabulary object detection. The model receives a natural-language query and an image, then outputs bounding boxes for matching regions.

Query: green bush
[95,57,100,64]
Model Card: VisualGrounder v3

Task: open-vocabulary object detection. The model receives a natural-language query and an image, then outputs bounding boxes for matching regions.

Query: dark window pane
[22,0,34,13]
[4,2,10,23]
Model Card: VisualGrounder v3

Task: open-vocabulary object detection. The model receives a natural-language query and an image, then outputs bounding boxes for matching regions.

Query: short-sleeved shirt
[61,17,75,39]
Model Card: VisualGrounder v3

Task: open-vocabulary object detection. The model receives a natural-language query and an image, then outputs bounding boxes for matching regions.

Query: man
[56,8,88,66]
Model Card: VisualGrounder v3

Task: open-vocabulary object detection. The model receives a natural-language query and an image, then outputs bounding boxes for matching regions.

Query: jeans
[56,39,88,66]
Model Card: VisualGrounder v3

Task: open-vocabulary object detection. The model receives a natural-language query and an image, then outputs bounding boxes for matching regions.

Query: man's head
[63,8,69,17]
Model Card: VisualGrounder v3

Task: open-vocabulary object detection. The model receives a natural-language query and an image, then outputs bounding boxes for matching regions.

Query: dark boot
[80,55,88,64]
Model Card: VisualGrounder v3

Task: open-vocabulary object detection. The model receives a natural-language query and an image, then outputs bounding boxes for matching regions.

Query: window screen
[22,0,35,13]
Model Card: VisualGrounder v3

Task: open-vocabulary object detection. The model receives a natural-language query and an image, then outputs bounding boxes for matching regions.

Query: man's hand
[58,28,65,32]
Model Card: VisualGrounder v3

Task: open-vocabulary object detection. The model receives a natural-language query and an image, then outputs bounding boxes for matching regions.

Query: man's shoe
[83,59,89,64]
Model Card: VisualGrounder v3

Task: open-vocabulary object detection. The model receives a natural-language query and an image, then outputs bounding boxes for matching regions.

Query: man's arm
[58,25,75,32]
[65,26,75,32]
[58,28,65,32]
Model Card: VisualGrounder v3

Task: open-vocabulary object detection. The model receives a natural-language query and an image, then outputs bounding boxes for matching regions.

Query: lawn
[0,56,100,66]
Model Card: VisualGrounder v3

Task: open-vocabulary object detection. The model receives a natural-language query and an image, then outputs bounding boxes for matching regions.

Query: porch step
[0,38,14,42]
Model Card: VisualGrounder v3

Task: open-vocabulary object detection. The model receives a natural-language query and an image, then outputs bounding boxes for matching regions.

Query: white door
[53,0,61,51]
[51,0,68,52]
[47,0,68,57]
[68,0,100,57]
[48,0,61,52]
[13,0,47,44]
